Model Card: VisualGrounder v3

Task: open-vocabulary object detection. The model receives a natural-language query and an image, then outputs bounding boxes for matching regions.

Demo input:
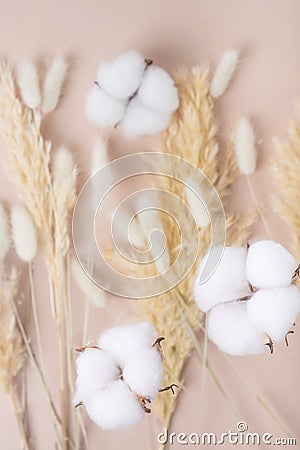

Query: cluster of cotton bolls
[194,240,300,356]
[86,50,179,137]
[73,322,165,430]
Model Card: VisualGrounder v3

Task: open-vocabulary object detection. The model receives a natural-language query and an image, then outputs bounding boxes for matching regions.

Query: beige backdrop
[0,0,300,449]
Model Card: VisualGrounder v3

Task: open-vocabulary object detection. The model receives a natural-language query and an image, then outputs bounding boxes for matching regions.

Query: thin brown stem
[9,388,31,450]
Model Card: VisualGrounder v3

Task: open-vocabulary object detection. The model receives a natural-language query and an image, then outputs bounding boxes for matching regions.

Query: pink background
[0,0,300,448]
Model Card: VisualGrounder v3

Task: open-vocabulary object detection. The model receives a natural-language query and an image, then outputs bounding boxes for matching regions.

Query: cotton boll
[246,240,297,289]
[120,97,171,137]
[11,205,37,262]
[210,49,238,98]
[194,246,249,312]
[98,322,158,367]
[0,203,10,261]
[84,380,144,430]
[73,348,119,405]
[234,116,256,175]
[123,348,163,400]
[97,50,145,100]
[85,85,126,128]
[17,61,41,109]
[138,66,179,115]
[247,286,300,343]
[207,302,264,355]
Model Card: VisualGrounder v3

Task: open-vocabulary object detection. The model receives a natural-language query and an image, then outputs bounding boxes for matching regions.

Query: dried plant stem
[199,323,208,428]
[246,175,273,238]
[222,354,297,440]
[10,295,62,445]
[8,388,30,450]
[28,262,44,370]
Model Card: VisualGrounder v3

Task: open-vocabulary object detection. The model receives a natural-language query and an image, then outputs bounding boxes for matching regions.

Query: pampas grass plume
[234,116,257,175]
[210,49,238,98]
[91,138,109,175]
[11,205,37,262]
[53,146,76,185]
[17,61,41,109]
[42,57,68,113]
[0,203,10,261]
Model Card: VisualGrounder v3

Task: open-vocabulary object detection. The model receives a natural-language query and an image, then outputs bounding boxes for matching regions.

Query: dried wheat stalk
[0,59,78,450]
[273,108,300,256]
[0,264,29,450]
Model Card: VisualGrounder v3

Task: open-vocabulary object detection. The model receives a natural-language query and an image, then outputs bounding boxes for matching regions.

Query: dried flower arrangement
[0,48,299,450]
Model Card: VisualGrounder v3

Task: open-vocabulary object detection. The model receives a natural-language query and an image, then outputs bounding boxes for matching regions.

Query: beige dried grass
[105,67,254,431]
[0,59,78,450]
[273,108,300,256]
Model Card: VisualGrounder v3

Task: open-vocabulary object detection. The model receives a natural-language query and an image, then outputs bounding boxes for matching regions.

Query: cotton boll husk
[11,205,37,262]
[207,302,264,355]
[0,203,10,261]
[86,85,126,128]
[71,259,105,307]
[234,116,256,175]
[138,65,179,116]
[17,61,41,109]
[123,348,163,400]
[185,178,211,227]
[42,57,68,113]
[121,97,171,137]
[73,348,119,405]
[246,240,297,289]
[97,50,145,100]
[247,286,300,343]
[194,245,249,312]
[84,380,144,430]
[98,322,158,367]
[210,49,238,98]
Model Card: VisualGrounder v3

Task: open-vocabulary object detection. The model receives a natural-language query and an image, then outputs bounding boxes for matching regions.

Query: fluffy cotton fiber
[194,245,249,312]
[138,66,179,115]
[120,97,171,137]
[207,302,264,355]
[123,348,163,400]
[98,321,158,367]
[247,285,300,343]
[84,380,144,430]
[246,240,297,289]
[73,349,119,405]
[97,50,145,100]
[85,85,126,127]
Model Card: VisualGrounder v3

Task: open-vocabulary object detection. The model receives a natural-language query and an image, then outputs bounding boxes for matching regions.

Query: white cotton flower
[247,286,300,343]
[234,116,257,175]
[17,61,41,109]
[0,203,10,261]
[98,321,157,367]
[42,57,68,113]
[71,259,105,308]
[194,245,249,312]
[137,65,179,116]
[11,205,37,262]
[73,348,119,405]
[97,50,145,100]
[185,178,210,227]
[123,348,163,400]
[120,96,171,137]
[246,240,297,289]
[210,49,238,98]
[84,380,144,430]
[85,85,126,128]
[207,301,264,356]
